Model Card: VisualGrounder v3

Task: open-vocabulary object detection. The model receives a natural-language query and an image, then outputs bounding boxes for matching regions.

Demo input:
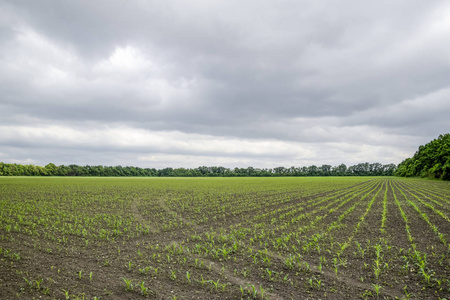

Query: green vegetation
[0,161,396,177]
[396,133,450,180]
[0,176,449,299]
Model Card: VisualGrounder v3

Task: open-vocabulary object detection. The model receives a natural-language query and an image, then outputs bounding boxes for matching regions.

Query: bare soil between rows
[1,178,450,299]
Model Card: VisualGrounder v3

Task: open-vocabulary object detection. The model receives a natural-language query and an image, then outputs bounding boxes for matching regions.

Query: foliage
[396,134,450,180]
[0,162,396,177]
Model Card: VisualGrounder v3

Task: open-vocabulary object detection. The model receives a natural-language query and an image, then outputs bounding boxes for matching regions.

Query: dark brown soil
[1,178,449,299]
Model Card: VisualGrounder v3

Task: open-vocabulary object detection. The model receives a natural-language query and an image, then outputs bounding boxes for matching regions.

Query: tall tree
[396,134,450,180]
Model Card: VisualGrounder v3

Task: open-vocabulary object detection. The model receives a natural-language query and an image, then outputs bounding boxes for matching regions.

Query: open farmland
[1,177,450,299]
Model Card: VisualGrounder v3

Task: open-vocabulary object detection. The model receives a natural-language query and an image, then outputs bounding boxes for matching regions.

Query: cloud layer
[1,0,449,168]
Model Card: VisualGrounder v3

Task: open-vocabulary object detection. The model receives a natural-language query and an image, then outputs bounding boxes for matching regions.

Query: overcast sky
[1,1,449,168]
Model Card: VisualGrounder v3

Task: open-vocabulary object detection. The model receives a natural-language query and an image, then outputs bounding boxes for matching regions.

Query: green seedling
[372,283,382,297]
[121,277,133,291]
[35,278,43,290]
[260,285,266,299]
[186,271,191,283]
[240,285,245,297]
[170,270,177,280]
[23,277,32,288]
[247,283,257,298]
[209,279,220,292]
[140,281,148,296]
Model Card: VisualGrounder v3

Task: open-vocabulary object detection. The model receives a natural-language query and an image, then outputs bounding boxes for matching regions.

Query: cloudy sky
[1,1,449,168]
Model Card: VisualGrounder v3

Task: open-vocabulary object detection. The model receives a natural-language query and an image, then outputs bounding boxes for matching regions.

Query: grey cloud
[1,0,449,166]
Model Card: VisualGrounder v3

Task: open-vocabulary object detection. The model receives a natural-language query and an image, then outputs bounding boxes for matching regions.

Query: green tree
[396,134,450,180]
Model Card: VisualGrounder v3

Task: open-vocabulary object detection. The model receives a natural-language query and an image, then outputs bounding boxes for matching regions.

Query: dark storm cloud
[1,0,449,167]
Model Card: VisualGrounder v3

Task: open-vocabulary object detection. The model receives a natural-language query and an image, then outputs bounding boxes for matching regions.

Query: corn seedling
[209,279,220,292]
[23,277,32,288]
[221,282,230,292]
[121,277,133,291]
[247,283,257,298]
[372,283,382,297]
[35,278,43,290]
[403,285,412,299]
[200,275,207,287]
[140,281,149,296]
[62,289,70,299]
[240,285,245,298]
[260,285,266,299]
[186,271,191,283]
[170,270,177,280]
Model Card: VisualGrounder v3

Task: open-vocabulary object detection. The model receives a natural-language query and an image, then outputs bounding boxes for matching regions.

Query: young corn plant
[380,184,388,234]
[372,283,382,297]
[209,279,220,292]
[23,277,33,289]
[199,275,207,287]
[260,285,266,299]
[186,271,191,283]
[35,278,43,290]
[302,262,310,273]
[403,285,412,299]
[170,270,177,281]
[315,279,322,289]
[221,282,230,292]
[285,254,295,270]
[239,285,245,298]
[247,283,257,299]
[121,277,133,291]
[308,277,314,289]
[265,268,274,281]
[139,281,149,296]
[62,289,70,300]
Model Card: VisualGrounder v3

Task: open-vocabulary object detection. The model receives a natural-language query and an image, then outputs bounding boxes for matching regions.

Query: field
[1,177,450,299]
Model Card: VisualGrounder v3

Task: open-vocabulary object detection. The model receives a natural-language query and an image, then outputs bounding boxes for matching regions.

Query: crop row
[0,177,449,299]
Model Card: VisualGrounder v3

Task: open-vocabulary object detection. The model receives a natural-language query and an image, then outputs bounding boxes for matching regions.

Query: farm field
[1,177,450,299]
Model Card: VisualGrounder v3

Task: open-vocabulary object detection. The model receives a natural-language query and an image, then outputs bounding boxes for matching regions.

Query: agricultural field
[0,177,450,299]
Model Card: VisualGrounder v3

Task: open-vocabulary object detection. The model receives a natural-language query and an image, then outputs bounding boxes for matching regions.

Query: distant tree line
[0,162,396,177]
[395,133,450,180]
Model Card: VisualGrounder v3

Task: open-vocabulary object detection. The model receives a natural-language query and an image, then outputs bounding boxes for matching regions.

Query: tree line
[395,133,450,180]
[0,162,396,177]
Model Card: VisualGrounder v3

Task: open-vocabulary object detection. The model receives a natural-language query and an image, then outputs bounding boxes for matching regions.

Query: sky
[1,0,449,169]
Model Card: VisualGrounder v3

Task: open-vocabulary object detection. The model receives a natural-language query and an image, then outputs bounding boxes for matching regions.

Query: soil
[1,177,449,299]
